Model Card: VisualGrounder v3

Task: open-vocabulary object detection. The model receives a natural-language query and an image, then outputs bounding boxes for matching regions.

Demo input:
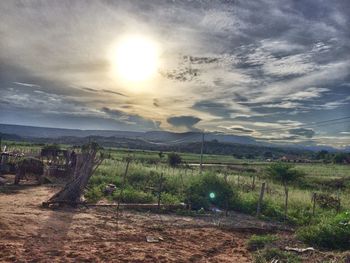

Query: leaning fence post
[256,182,266,217]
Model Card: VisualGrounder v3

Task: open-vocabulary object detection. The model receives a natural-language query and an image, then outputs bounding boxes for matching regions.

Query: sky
[0,0,349,148]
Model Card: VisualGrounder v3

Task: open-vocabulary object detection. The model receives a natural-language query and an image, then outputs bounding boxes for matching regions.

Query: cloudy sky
[0,0,349,147]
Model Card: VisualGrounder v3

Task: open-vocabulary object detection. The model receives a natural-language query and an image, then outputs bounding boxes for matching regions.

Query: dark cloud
[229,126,254,133]
[159,68,199,82]
[183,55,219,64]
[101,89,127,97]
[289,128,315,138]
[101,107,125,118]
[101,107,160,131]
[192,100,231,118]
[153,98,160,107]
[167,115,201,129]
[82,87,126,97]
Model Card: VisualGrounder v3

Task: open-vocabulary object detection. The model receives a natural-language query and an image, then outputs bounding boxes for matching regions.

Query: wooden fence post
[256,182,266,217]
[157,172,164,210]
[116,157,131,222]
[312,192,316,216]
[252,174,256,190]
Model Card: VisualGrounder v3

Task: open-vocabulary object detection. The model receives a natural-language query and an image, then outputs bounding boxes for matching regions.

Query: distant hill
[0,123,345,155]
[0,123,260,145]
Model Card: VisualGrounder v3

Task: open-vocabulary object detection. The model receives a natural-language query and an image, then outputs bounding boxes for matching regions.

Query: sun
[111,35,159,83]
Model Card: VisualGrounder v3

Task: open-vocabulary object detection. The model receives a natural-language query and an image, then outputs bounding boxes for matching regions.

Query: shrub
[231,193,285,222]
[167,152,182,167]
[85,185,104,203]
[297,211,350,250]
[112,187,156,204]
[254,248,301,263]
[126,170,158,190]
[161,192,182,205]
[247,234,278,251]
[185,173,237,210]
[266,163,304,219]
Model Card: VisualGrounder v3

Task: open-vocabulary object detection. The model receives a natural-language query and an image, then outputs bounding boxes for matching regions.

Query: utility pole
[200,131,204,174]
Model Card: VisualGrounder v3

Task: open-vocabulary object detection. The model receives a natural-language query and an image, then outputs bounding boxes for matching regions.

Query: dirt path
[0,177,289,262]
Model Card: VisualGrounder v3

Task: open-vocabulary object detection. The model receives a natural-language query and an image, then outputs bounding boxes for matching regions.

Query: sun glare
[111,35,159,83]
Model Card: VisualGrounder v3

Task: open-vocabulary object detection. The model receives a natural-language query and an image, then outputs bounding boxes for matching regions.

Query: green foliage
[247,235,278,251]
[186,173,236,210]
[266,163,304,185]
[297,211,350,250]
[161,192,182,204]
[254,248,301,263]
[167,152,182,167]
[231,193,286,222]
[85,185,104,203]
[112,187,156,203]
[126,170,158,190]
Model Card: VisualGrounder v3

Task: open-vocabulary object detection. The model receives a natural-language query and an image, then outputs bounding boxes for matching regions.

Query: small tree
[167,152,182,168]
[266,163,304,220]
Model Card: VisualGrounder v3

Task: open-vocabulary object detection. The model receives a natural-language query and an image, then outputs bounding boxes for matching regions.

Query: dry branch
[43,143,103,207]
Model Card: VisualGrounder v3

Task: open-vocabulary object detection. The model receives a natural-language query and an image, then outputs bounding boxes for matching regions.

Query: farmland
[1,141,350,262]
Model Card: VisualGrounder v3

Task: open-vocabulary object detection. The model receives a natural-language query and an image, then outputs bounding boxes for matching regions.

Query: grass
[3,140,350,249]
[297,211,350,250]
[247,234,278,251]
[253,248,301,263]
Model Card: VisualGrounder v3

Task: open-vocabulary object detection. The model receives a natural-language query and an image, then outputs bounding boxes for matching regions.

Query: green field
[2,140,350,251]
[3,141,350,222]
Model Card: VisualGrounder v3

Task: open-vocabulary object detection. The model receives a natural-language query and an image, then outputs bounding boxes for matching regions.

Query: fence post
[256,182,266,217]
[252,174,256,190]
[157,172,164,210]
[116,157,131,227]
[336,190,341,213]
[312,192,316,216]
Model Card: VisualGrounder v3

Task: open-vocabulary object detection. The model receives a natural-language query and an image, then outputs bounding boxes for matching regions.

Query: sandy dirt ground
[2,174,345,263]
[0,183,257,262]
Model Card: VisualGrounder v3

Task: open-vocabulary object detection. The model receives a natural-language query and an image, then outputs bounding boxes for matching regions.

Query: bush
[112,187,156,204]
[247,235,278,251]
[161,193,182,205]
[126,170,158,190]
[186,173,237,210]
[297,211,350,250]
[231,193,285,222]
[85,185,104,203]
[254,248,301,263]
[167,152,182,167]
